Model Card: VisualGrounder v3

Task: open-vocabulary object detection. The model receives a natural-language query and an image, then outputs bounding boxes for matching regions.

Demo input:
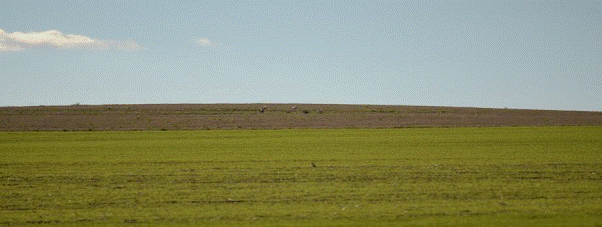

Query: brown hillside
[0,104,601,131]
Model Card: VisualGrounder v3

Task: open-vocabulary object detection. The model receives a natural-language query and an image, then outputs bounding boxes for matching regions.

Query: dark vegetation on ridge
[1,104,601,131]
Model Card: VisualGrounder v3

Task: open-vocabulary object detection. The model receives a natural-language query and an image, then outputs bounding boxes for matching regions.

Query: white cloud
[0,29,145,52]
[196,38,213,46]
[194,38,223,48]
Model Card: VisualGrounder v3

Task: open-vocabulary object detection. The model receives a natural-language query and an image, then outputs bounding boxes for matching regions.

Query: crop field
[1,126,601,226]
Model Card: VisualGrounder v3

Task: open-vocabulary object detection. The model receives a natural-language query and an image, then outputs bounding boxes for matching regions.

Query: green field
[1,127,601,226]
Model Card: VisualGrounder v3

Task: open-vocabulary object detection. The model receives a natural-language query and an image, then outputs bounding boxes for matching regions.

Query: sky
[1,1,601,111]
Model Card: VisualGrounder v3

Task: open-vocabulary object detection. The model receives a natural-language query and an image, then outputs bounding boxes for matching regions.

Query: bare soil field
[0,104,601,131]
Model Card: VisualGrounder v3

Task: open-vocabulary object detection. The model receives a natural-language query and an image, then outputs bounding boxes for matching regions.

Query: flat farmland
[1,104,601,131]
[1,127,601,226]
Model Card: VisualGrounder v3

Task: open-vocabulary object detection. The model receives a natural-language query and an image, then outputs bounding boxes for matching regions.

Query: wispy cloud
[194,38,222,48]
[195,38,214,46]
[0,29,145,52]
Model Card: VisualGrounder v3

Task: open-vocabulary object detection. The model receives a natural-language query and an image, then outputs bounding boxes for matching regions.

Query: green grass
[1,126,601,226]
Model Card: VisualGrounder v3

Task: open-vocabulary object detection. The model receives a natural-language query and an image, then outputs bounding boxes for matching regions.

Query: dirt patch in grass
[1,104,600,131]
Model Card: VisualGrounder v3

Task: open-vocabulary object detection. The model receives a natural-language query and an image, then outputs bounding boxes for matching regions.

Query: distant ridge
[1,104,600,131]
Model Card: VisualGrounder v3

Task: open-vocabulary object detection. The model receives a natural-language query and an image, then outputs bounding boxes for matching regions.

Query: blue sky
[1,1,601,111]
